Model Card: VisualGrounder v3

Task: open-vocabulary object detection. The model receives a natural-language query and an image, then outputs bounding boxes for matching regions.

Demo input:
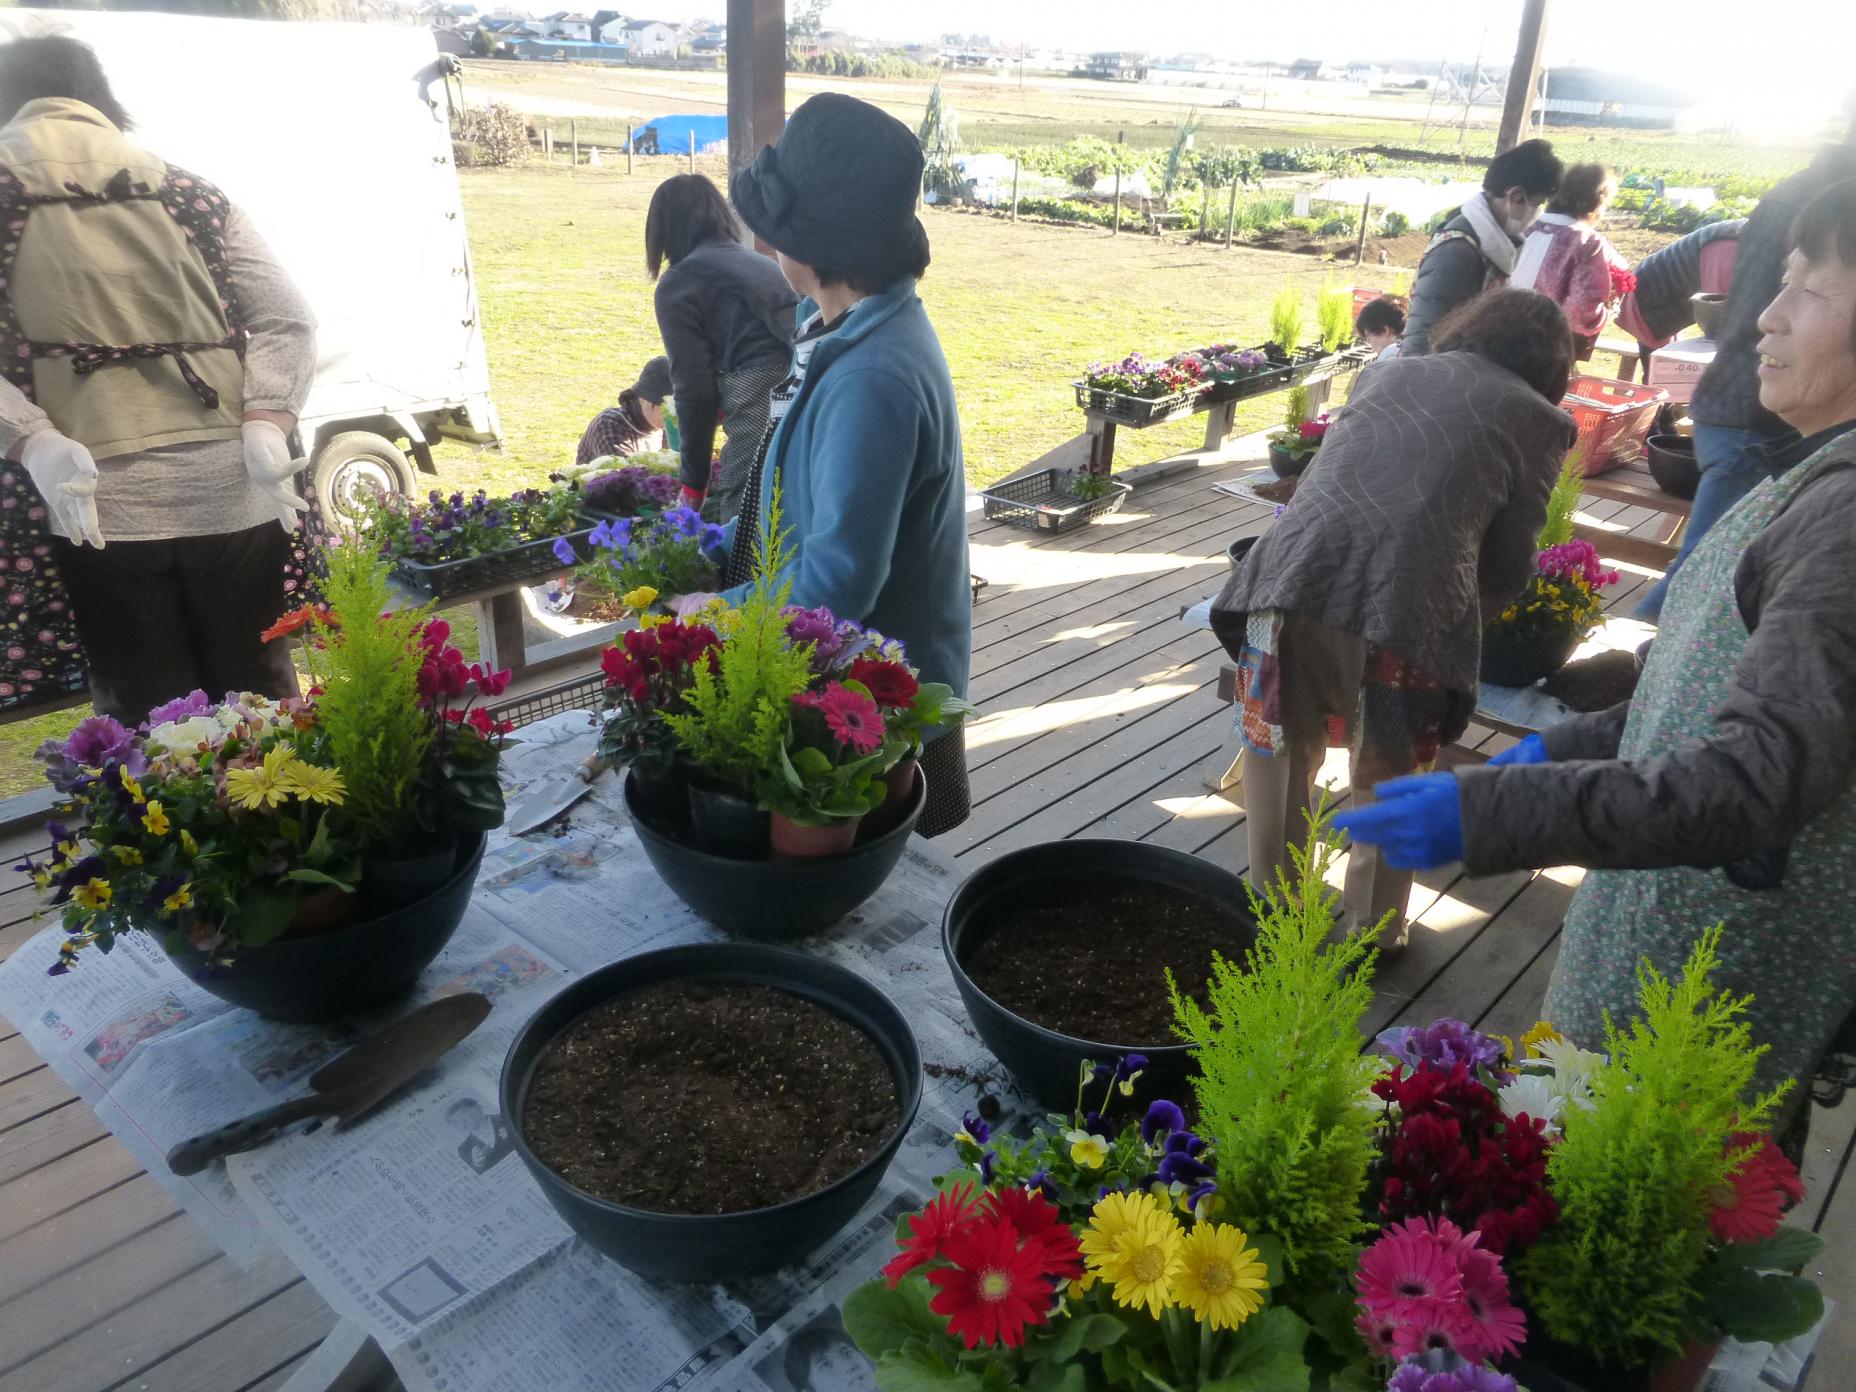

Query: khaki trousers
[1239,611,1416,946]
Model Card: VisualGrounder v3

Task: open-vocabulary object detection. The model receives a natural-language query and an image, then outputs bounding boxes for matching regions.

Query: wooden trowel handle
[166,1092,332,1177]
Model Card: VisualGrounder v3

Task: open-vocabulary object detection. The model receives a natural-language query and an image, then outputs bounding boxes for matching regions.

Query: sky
[626,0,1853,123]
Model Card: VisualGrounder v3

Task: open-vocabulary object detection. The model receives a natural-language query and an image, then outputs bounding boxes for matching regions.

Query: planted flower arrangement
[23,547,509,1020]
[360,485,595,601]
[597,499,973,934]
[1268,385,1332,479]
[577,464,681,520]
[550,506,729,623]
[1481,455,1618,687]
[874,823,1823,1391]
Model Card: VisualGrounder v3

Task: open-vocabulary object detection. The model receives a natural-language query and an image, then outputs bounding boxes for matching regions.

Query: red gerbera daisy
[847,657,919,710]
[984,1186,1083,1279]
[808,681,885,754]
[1711,1133,1807,1244]
[883,1182,979,1287]
[925,1213,1058,1349]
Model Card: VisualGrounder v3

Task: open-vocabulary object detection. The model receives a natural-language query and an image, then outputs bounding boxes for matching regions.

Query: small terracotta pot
[1649,1341,1719,1392]
[862,757,920,840]
[769,814,861,861]
[287,886,360,937]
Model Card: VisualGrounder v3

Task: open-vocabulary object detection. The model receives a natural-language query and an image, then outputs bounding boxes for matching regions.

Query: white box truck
[2,9,503,519]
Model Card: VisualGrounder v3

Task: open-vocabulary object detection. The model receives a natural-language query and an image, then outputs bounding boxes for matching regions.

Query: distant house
[590,8,623,35]
[431,25,471,54]
[692,27,725,54]
[507,36,629,65]
[623,19,680,58]
[1084,52,1147,82]
[1342,62,1385,86]
[596,15,631,44]
[1286,58,1331,81]
[547,12,596,41]
[1539,67,1703,131]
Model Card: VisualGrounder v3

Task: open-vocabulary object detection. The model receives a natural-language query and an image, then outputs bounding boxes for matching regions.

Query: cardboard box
[1647,337,1717,404]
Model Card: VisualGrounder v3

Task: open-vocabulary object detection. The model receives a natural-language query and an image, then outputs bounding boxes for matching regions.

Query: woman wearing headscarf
[1337,178,1856,1119]
[722,93,972,834]
[1212,289,1576,945]
[0,36,315,724]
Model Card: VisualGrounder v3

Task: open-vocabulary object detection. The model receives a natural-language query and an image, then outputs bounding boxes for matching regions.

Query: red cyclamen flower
[883,1183,979,1287]
[924,1212,1063,1349]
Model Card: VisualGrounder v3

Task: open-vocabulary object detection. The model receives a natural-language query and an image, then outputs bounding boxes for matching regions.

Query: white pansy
[1499,1074,1564,1134]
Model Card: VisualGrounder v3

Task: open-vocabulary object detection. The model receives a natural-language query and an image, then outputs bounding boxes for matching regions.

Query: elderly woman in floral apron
[1337,177,1856,1123]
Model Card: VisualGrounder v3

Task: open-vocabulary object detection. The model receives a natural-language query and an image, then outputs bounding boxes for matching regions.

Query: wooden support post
[541,128,552,160]
[1496,0,1550,154]
[1011,157,1019,223]
[570,117,578,168]
[1224,179,1239,247]
[1354,194,1372,266]
[626,125,633,174]
[687,128,696,173]
[1113,129,1123,236]
[726,0,786,189]
[1200,182,1211,242]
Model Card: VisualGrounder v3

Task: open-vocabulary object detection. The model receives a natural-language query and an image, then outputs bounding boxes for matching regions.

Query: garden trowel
[507,754,609,835]
[166,992,491,1177]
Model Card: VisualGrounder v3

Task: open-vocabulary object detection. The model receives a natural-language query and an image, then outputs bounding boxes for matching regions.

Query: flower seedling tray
[1073,381,1206,428]
[980,469,1133,533]
[395,516,601,601]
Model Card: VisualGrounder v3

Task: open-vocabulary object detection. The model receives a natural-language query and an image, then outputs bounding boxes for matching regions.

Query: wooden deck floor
[1,445,1851,1389]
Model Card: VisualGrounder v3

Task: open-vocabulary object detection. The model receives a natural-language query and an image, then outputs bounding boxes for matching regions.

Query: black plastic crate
[394,518,600,602]
[488,673,608,729]
[1073,381,1206,428]
[979,469,1133,533]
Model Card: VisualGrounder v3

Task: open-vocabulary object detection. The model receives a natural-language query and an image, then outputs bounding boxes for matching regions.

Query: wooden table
[1573,457,1691,569]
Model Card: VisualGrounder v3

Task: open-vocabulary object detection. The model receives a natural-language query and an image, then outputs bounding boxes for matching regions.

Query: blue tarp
[631,113,729,155]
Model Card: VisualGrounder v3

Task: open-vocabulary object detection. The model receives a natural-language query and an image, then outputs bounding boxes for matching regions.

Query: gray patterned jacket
[1211,352,1576,698]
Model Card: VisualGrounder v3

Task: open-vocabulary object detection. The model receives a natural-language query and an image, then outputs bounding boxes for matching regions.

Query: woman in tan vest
[0,37,316,725]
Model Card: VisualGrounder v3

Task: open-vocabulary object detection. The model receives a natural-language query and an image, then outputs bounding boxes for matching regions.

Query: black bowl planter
[501,942,923,1283]
[1645,433,1699,500]
[1267,442,1315,479]
[625,768,926,939]
[1226,535,1259,572]
[162,832,487,1022]
[1480,627,1584,688]
[942,839,1257,1110]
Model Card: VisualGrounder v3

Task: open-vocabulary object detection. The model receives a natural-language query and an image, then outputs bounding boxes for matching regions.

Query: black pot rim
[500,942,923,1226]
[942,838,1228,1064]
[625,764,927,869]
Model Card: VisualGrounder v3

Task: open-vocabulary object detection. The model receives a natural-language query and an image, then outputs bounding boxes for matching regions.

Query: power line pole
[1497,0,1550,154]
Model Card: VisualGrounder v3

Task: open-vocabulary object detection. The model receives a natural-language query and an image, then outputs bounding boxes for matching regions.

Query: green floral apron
[1541,449,1856,1100]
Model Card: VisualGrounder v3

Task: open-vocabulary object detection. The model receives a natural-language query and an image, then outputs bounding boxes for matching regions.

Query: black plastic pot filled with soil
[625,768,925,938]
[162,832,486,1022]
[1267,442,1315,479]
[1645,433,1699,499]
[502,942,922,1283]
[1479,627,1583,688]
[1226,535,1259,572]
[942,840,1256,1109]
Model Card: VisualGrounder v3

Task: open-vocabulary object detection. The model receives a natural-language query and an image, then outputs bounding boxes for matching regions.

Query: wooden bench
[1146,211,1187,237]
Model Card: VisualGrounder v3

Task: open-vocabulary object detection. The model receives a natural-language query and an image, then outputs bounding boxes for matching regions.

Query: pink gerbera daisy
[1456,1244,1527,1361]
[1354,1312,1401,1359]
[1355,1228,1467,1323]
[808,681,885,754]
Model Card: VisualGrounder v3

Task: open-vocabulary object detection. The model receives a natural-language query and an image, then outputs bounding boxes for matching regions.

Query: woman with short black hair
[646,173,796,520]
[1211,288,1577,944]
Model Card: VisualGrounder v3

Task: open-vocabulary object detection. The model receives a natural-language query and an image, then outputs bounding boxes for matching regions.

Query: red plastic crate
[1561,374,1668,475]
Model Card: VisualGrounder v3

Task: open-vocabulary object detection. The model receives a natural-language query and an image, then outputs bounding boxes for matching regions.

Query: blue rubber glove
[1487,733,1548,767]
[1332,773,1465,870]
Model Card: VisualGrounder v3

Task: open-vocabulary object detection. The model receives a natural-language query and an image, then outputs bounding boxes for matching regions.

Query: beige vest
[0,99,244,460]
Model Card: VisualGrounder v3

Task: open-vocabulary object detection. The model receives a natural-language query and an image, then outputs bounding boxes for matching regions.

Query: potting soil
[521,982,898,1215]
[966,886,1239,1044]
[1544,649,1641,713]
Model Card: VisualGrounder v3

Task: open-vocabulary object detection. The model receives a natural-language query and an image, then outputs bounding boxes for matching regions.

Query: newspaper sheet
[0,709,1829,1391]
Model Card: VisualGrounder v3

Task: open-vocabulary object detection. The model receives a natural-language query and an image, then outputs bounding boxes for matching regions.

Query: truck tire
[312,431,416,531]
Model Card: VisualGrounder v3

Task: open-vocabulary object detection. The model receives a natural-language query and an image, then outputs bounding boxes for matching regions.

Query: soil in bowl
[521,982,899,1215]
[965,884,1235,1044]
[1545,649,1641,713]
[1253,476,1298,506]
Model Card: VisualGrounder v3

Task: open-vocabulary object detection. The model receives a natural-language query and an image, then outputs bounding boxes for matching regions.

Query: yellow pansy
[110,845,143,866]
[179,829,199,858]
[118,765,145,804]
[163,883,194,913]
[1065,1128,1109,1170]
[72,878,112,911]
[621,585,659,611]
[141,801,171,836]
[1520,1020,1566,1058]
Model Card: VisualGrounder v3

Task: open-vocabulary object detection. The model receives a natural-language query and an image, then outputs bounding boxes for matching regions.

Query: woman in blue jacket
[722,93,972,834]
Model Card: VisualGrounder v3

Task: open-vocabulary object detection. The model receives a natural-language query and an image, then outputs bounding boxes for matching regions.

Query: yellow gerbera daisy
[1173,1222,1269,1331]
[1082,1190,1183,1319]
[72,878,112,911]
[141,801,171,836]
[279,760,347,806]
[224,747,293,811]
[1520,1020,1566,1058]
[621,585,659,611]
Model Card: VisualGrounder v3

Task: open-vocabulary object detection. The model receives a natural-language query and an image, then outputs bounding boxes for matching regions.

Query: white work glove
[19,429,105,549]
[241,420,310,533]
